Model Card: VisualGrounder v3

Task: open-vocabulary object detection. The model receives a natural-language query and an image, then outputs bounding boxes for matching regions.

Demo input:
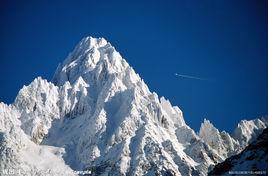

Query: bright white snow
[0,36,267,176]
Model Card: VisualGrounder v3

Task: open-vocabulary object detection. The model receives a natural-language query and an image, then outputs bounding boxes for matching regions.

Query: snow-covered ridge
[234,117,268,145]
[209,127,268,175]
[199,118,268,160]
[0,36,267,176]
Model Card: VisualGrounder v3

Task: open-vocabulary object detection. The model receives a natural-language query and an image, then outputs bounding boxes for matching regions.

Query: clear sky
[0,0,267,133]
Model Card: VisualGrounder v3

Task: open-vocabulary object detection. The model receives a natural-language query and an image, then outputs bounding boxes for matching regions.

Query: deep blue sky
[1,0,268,133]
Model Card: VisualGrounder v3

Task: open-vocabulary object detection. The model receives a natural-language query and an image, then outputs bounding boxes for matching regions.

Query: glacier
[0,36,267,176]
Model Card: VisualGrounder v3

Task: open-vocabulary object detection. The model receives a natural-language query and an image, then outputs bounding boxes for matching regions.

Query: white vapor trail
[175,73,208,81]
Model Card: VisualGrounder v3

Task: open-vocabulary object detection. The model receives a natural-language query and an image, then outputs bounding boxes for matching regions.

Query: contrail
[175,73,208,81]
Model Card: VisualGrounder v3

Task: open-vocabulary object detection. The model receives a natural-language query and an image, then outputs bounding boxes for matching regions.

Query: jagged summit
[0,36,267,176]
[46,37,192,174]
[199,119,240,159]
[52,36,137,87]
[199,117,268,160]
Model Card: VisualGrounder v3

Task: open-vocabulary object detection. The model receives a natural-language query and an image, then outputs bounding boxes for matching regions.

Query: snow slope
[0,36,267,176]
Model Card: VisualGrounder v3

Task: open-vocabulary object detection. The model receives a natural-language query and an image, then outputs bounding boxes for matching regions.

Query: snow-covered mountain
[199,119,240,160]
[199,118,268,161]
[0,36,267,176]
[209,127,268,175]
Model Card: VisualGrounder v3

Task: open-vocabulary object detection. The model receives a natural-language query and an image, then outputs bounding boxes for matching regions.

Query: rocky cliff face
[0,36,266,176]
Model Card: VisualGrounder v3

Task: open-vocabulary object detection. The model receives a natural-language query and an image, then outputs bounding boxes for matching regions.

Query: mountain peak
[199,118,218,133]
[1,36,267,175]
[52,36,131,86]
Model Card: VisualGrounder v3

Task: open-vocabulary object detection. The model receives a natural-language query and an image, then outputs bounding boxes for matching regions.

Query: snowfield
[0,37,267,176]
